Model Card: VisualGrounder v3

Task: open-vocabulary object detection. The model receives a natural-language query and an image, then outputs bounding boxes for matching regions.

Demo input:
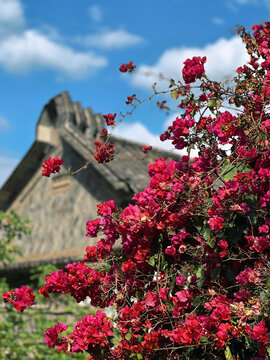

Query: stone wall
[9,139,128,265]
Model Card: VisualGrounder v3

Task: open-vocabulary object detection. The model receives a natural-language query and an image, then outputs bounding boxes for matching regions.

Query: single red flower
[143,145,152,153]
[119,64,128,72]
[103,113,116,126]
[119,61,136,73]
[208,215,224,231]
[42,157,64,177]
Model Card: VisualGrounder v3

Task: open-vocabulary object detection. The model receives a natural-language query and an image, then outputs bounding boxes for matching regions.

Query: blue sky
[0,0,270,185]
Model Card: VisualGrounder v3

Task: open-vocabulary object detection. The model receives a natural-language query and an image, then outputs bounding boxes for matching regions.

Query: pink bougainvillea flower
[236,267,261,285]
[44,322,68,348]
[41,156,64,177]
[250,321,268,346]
[208,215,224,231]
[3,285,35,312]
[69,311,113,352]
[182,56,206,84]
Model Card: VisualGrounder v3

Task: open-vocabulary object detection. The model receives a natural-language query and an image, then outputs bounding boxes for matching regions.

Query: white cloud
[131,36,249,90]
[0,0,107,79]
[113,121,200,158]
[228,0,270,9]
[77,29,144,49]
[232,0,256,4]
[0,156,19,187]
[233,0,253,3]
[0,0,24,33]
[0,30,107,79]
[113,122,175,151]
[88,5,103,22]
[0,115,10,131]
[212,17,225,26]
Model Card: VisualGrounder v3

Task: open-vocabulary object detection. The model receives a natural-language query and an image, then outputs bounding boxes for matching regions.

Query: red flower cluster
[103,113,116,126]
[160,115,195,150]
[44,322,68,348]
[208,215,224,231]
[41,157,64,177]
[69,311,113,352]
[250,321,269,346]
[100,128,108,139]
[85,218,101,238]
[93,141,115,164]
[156,100,167,109]
[142,145,152,153]
[39,261,117,306]
[126,94,136,104]
[207,111,239,145]
[44,311,113,353]
[236,267,261,285]
[3,285,35,312]
[119,61,136,72]
[182,56,206,84]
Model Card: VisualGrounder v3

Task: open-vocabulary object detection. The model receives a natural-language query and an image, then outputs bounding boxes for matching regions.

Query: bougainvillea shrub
[4,23,270,360]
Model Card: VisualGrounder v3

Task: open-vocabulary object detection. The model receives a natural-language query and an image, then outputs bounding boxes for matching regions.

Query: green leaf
[224,345,233,360]
[125,332,132,341]
[103,263,111,272]
[196,267,205,288]
[193,296,203,307]
[216,100,221,109]
[207,238,216,248]
[242,193,258,209]
[211,266,220,280]
[199,336,209,343]
[170,89,179,100]
[164,300,174,312]
[208,99,216,108]
[148,256,156,267]
[225,268,235,281]
[111,331,122,347]
[202,225,211,241]
[137,354,143,360]
[169,277,176,294]
[169,79,176,88]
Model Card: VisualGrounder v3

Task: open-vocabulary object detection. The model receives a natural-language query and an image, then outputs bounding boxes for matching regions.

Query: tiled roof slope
[0,92,179,211]
[0,92,180,273]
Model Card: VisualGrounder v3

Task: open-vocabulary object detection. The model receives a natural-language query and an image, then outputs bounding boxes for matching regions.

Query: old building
[0,92,176,281]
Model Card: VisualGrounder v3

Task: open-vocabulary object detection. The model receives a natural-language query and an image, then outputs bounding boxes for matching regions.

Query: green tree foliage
[0,212,88,359]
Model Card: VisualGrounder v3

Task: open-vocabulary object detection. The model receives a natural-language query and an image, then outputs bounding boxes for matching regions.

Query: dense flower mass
[182,56,206,84]
[41,157,64,177]
[7,22,270,360]
[44,311,113,353]
[3,286,35,312]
